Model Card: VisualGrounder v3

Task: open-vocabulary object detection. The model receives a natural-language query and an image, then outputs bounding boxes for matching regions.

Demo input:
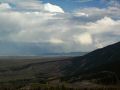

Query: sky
[0,0,120,55]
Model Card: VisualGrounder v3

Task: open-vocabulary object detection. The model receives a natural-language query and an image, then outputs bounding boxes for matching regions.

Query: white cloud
[79,17,120,41]
[73,33,93,45]
[0,3,11,10]
[15,1,43,10]
[83,16,120,34]
[74,7,120,19]
[73,12,88,17]
[0,1,65,13]
[44,3,64,13]
[49,38,64,44]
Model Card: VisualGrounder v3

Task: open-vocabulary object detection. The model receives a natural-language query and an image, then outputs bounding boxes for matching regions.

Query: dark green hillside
[62,42,120,85]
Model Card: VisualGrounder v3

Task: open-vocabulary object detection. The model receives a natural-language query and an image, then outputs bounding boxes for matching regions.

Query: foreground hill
[63,42,120,85]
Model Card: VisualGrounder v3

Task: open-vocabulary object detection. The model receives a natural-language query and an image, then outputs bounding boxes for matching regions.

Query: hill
[0,42,119,88]
[62,42,120,85]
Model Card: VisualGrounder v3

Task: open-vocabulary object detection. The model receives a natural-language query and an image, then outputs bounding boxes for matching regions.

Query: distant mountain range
[35,52,87,56]
[0,41,87,56]
[0,42,119,86]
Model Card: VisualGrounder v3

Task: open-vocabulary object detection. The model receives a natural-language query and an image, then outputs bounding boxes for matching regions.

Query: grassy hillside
[0,56,71,82]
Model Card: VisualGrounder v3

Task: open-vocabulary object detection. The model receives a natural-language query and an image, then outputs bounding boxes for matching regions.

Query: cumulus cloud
[81,16,120,48]
[0,0,119,53]
[0,1,64,13]
[73,33,93,45]
[49,38,64,44]
[74,7,120,20]
[74,12,88,17]
[14,1,43,11]
[44,3,64,13]
[0,3,11,10]
[83,16,120,34]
